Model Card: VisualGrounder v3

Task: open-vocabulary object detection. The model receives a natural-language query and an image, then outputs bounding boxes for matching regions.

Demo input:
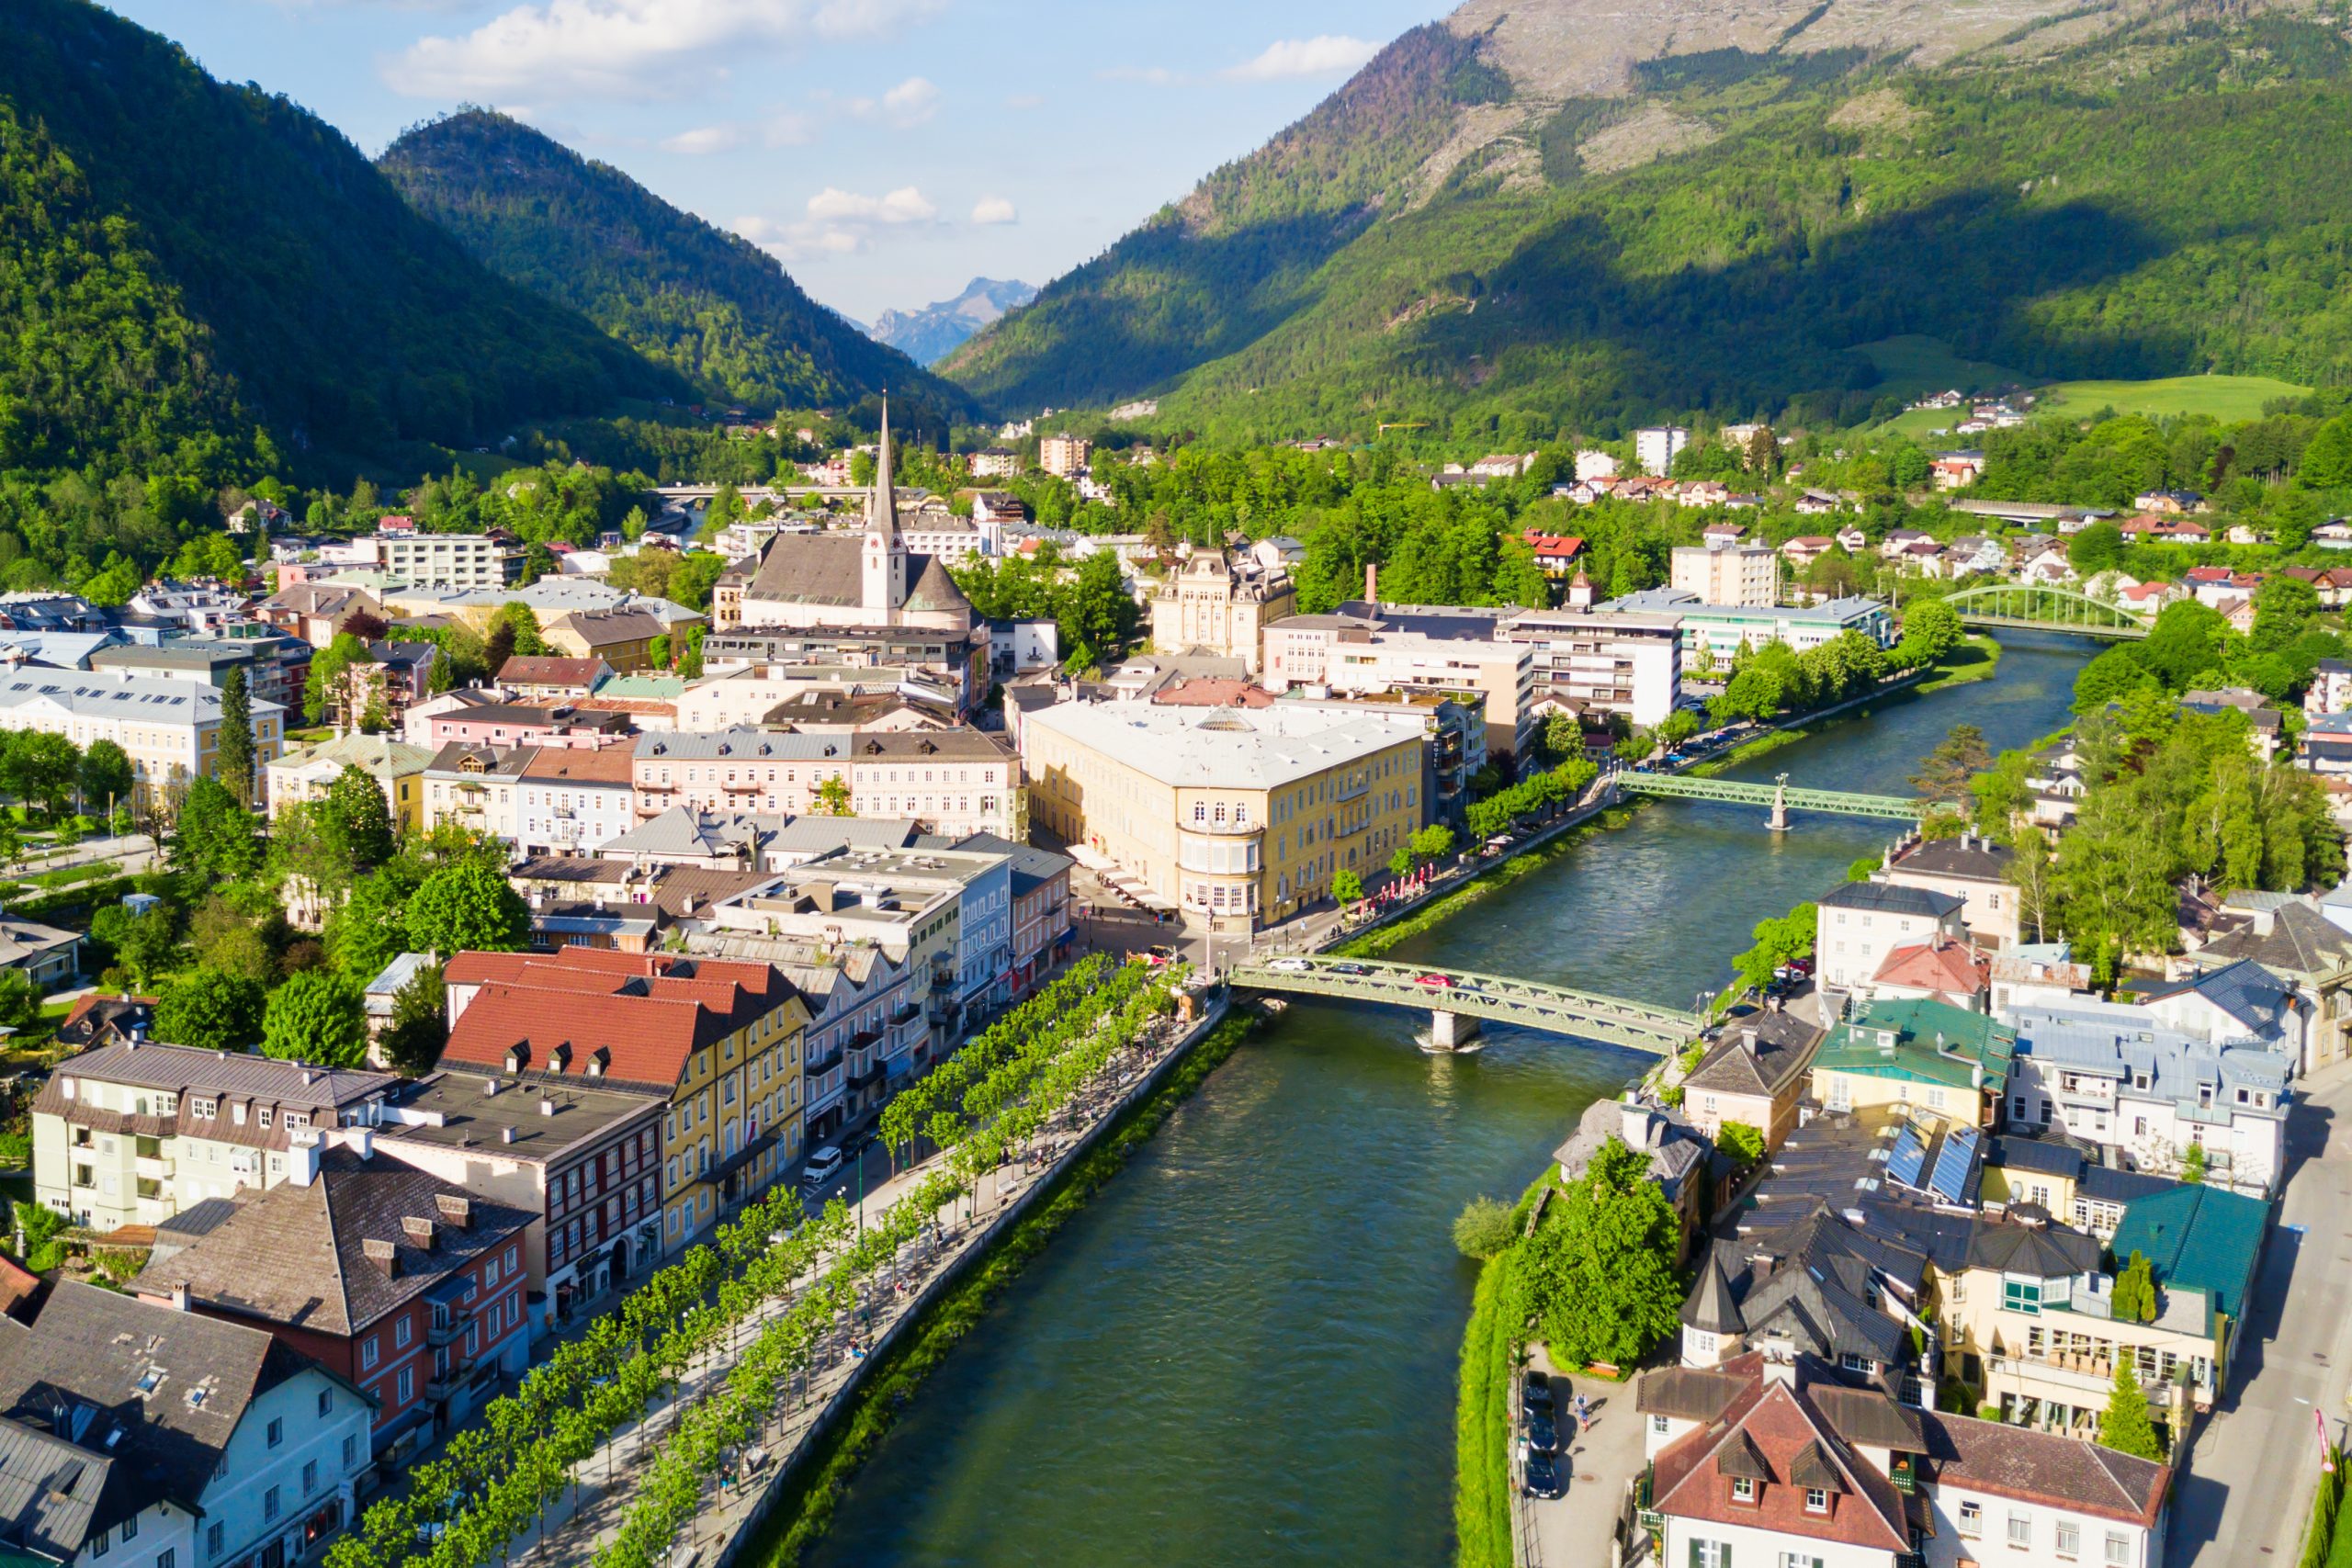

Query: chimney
[288,1141,322,1187]
[540,1098,557,1118]
[435,1193,472,1230]
[501,1125,516,1145]
[1751,1252,1777,1281]
[362,1238,400,1277]
[169,1282,190,1314]
[401,1215,437,1251]
[1620,1098,1652,1148]
[1741,1028,1758,1055]
[1365,563,1378,605]
[1766,993,1782,1013]
[1763,1353,1798,1389]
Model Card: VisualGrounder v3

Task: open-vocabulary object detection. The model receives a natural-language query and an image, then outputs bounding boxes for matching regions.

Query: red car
[1415,973,1457,989]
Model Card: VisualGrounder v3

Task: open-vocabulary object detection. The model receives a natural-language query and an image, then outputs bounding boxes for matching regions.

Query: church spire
[870,393,900,543]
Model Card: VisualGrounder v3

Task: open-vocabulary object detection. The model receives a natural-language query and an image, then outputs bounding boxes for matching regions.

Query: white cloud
[1223,34,1377,81]
[661,123,743,153]
[738,185,941,262]
[880,75,939,127]
[763,110,818,146]
[384,0,944,99]
[970,195,1016,225]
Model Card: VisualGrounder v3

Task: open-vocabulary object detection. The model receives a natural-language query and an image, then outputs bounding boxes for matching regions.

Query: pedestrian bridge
[1940,584,2149,640]
[1617,771,1921,827]
[1227,957,1702,1055]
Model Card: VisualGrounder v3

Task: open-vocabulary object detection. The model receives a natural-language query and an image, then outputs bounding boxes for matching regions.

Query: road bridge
[1227,956,1702,1055]
[1940,584,2149,641]
[1616,771,1921,829]
[652,484,868,506]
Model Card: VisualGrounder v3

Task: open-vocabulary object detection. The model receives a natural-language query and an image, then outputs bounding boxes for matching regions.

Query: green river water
[805,635,2090,1568]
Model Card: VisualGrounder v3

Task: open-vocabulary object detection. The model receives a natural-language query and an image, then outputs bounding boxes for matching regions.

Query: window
[208,1522,226,1560]
[302,1460,318,1496]
[344,1435,358,1471]
[122,1517,138,1542]
[395,1316,413,1348]
[2002,1279,2042,1314]
[91,1531,109,1560]
[266,1416,283,1449]
[1804,1487,1828,1513]
[1959,1500,1983,1537]
[2058,1520,2081,1559]
[1652,1415,1670,1435]
[264,1486,281,1523]
[317,1388,332,1417]
[1778,1556,1824,1568]
[2008,1512,2033,1547]
[360,1336,379,1371]
[2106,1532,2132,1564]
[397,1366,414,1404]
[1731,1476,1757,1503]
[1690,1543,1730,1568]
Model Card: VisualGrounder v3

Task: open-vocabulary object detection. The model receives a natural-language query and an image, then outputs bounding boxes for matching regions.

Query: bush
[1453,1195,1519,1259]
[1717,1122,1767,1167]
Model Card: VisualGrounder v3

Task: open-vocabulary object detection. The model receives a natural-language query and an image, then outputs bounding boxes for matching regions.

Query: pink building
[426,703,635,750]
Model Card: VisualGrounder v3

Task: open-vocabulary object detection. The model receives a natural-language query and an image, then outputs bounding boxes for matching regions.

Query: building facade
[1148,552,1296,675]
[0,669,284,806]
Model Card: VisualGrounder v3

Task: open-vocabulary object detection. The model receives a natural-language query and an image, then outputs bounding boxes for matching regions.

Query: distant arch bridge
[1227,956,1703,1055]
[1939,584,2149,640]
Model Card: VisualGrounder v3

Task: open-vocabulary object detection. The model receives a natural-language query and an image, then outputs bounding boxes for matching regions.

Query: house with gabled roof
[2177,897,2352,1073]
[1679,1001,1825,1150]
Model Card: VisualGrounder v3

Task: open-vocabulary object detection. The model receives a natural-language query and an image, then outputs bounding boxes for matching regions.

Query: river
[803,634,2090,1568]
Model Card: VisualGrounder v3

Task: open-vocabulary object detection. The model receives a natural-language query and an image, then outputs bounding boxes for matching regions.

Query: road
[2174,1055,2352,1564]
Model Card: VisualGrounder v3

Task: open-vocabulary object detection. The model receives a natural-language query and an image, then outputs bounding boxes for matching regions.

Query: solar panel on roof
[1886,1125,1928,1188]
[1929,1126,1980,1203]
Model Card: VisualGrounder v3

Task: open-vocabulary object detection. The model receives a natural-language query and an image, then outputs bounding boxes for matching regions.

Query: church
[714,400,981,637]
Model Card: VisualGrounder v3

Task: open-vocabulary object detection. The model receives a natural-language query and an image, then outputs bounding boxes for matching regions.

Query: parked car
[1524,1408,1559,1455]
[1415,973,1457,989]
[1267,957,1313,973]
[1329,961,1372,976]
[801,1146,845,1189]
[1523,1369,1554,1411]
[1523,1451,1562,1499]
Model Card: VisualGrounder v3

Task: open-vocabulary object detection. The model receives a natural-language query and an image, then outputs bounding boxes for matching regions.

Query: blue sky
[109,0,1441,323]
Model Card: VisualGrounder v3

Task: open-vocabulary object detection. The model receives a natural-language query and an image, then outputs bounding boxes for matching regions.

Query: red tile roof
[1522,533,1586,559]
[1871,939,1990,1000]
[442,948,803,1089]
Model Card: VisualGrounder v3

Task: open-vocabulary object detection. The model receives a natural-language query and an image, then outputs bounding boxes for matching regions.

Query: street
[2174,1055,2352,1564]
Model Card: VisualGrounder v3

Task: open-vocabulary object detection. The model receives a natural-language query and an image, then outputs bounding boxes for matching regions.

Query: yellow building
[1148,552,1296,675]
[543,607,668,673]
[1022,701,1426,933]
[442,947,811,1248]
[264,731,435,831]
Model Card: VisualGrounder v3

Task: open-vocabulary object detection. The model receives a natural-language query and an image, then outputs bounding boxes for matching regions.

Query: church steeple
[863,393,909,618]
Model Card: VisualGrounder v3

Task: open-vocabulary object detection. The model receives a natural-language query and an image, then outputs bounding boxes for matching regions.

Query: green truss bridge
[1939,584,2149,640]
[1227,955,1703,1055]
[1616,771,1923,829]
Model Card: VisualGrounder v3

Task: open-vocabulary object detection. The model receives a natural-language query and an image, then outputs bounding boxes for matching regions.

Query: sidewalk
[1521,1348,1645,1568]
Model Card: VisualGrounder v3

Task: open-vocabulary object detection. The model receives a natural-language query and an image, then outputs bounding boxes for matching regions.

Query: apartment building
[1148,551,1296,675]
[0,1282,376,1568]
[1276,689,1486,825]
[2005,998,2292,1195]
[441,948,809,1247]
[1815,882,1968,994]
[1669,542,1779,609]
[422,702,635,750]
[515,746,639,855]
[421,743,534,843]
[1634,425,1690,476]
[1876,832,2022,947]
[132,1144,535,1450]
[1498,606,1685,729]
[1809,998,2015,1125]
[266,732,435,832]
[375,1069,669,1329]
[1023,701,1426,934]
[379,532,523,591]
[955,832,1076,998]
[1038,434,1091,477]
[544,607,667,672]
[0,668,284,805]
[1604,587,1895,663]
[630,728,1021,839]
[1321,628,1536,765]
[32,1043,402,1230]
[691,929,924,1145]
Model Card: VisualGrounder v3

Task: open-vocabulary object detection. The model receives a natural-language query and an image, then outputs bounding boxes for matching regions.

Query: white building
[1669,542,1779,609]
[0,668,284,806]
[379,533,521,590]
[1816,882,1967,994]
[1634,425,1690,477]
[1603,587,1894,662]
[0,1282,375,1568]
[420,743,534,845]
[31,1042,403,1230]
[1499,606,1685,729]
[514,746,638,855]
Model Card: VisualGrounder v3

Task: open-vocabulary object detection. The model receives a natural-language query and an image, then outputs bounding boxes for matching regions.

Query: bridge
[652,483,868,506]
[1616,771,1923,829]
[1939,584,2149,641]
[1227,956,1703,1054]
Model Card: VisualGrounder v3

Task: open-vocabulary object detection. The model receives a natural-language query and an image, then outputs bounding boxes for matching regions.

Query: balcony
[427,1314,466,1348]
[1182,818,1262,838]
[135,1155,173,1180]
[424,1371,462,1403]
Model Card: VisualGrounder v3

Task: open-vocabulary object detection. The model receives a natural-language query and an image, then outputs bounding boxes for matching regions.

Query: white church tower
[862,395,910,624]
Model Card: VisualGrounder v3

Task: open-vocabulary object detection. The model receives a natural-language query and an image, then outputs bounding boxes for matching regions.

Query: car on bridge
[1415,973,1458,989]
[1329,961,1371,976]
[1267,957,1313,974]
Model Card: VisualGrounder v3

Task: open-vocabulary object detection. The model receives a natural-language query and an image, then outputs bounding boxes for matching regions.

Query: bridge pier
[1768,778,1790,833]
[1429,1010,1480,1051]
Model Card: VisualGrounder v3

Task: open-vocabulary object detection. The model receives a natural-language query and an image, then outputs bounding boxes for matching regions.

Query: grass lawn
[2033,372,2310,423]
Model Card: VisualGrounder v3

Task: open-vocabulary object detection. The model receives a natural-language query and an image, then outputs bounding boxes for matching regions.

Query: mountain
[379,111,973,423]
[944,1,2352,436]
[0,0,685,481]
[869,278,1038,366]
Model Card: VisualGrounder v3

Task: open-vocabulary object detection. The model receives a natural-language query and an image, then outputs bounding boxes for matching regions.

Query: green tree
[1388,846,1418,879]
[2067,521,2128,575]
[156,968,267,1053]
[379,962,448,1077]
[2099,1361,2165,1461]
[75,739,133,818]
[2073,647,2158,714]
[407,858,531,955]
[1716,1122,1766,1166]
[171,777,261,881]
[2180,1140,2207,1185]
[1910,724,1991,807]
[1509,1134,1686,1369]
[1899,598,1962,662]
[322,766,396,874]
[813,775,853,816]
[1452,1195,1518,1259]
[303,633,376,727]
[261,969,369,1067]
[1409,824,1455,863]
[0,971,37,1035]
[1731,903,1816,998]
[88,905,180,989]
[326,861,425,979]
[2110,1250,2157,1324]
[1332,868,1364,905]
[4,732,79,819]
[217,667,255,807]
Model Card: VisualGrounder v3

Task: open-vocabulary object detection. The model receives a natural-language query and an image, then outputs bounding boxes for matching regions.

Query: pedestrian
[1574,1392,1591,1435]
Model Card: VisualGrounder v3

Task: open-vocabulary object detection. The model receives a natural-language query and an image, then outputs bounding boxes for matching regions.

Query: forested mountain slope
[380,111,971,422]
[949,0,2352,437]
[0,0,684,480]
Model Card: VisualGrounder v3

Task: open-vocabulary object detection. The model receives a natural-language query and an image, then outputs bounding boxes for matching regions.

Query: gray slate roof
[1817,882,1965,919]
[1684,1007,1824,1099]
[2191,899,2352,978]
